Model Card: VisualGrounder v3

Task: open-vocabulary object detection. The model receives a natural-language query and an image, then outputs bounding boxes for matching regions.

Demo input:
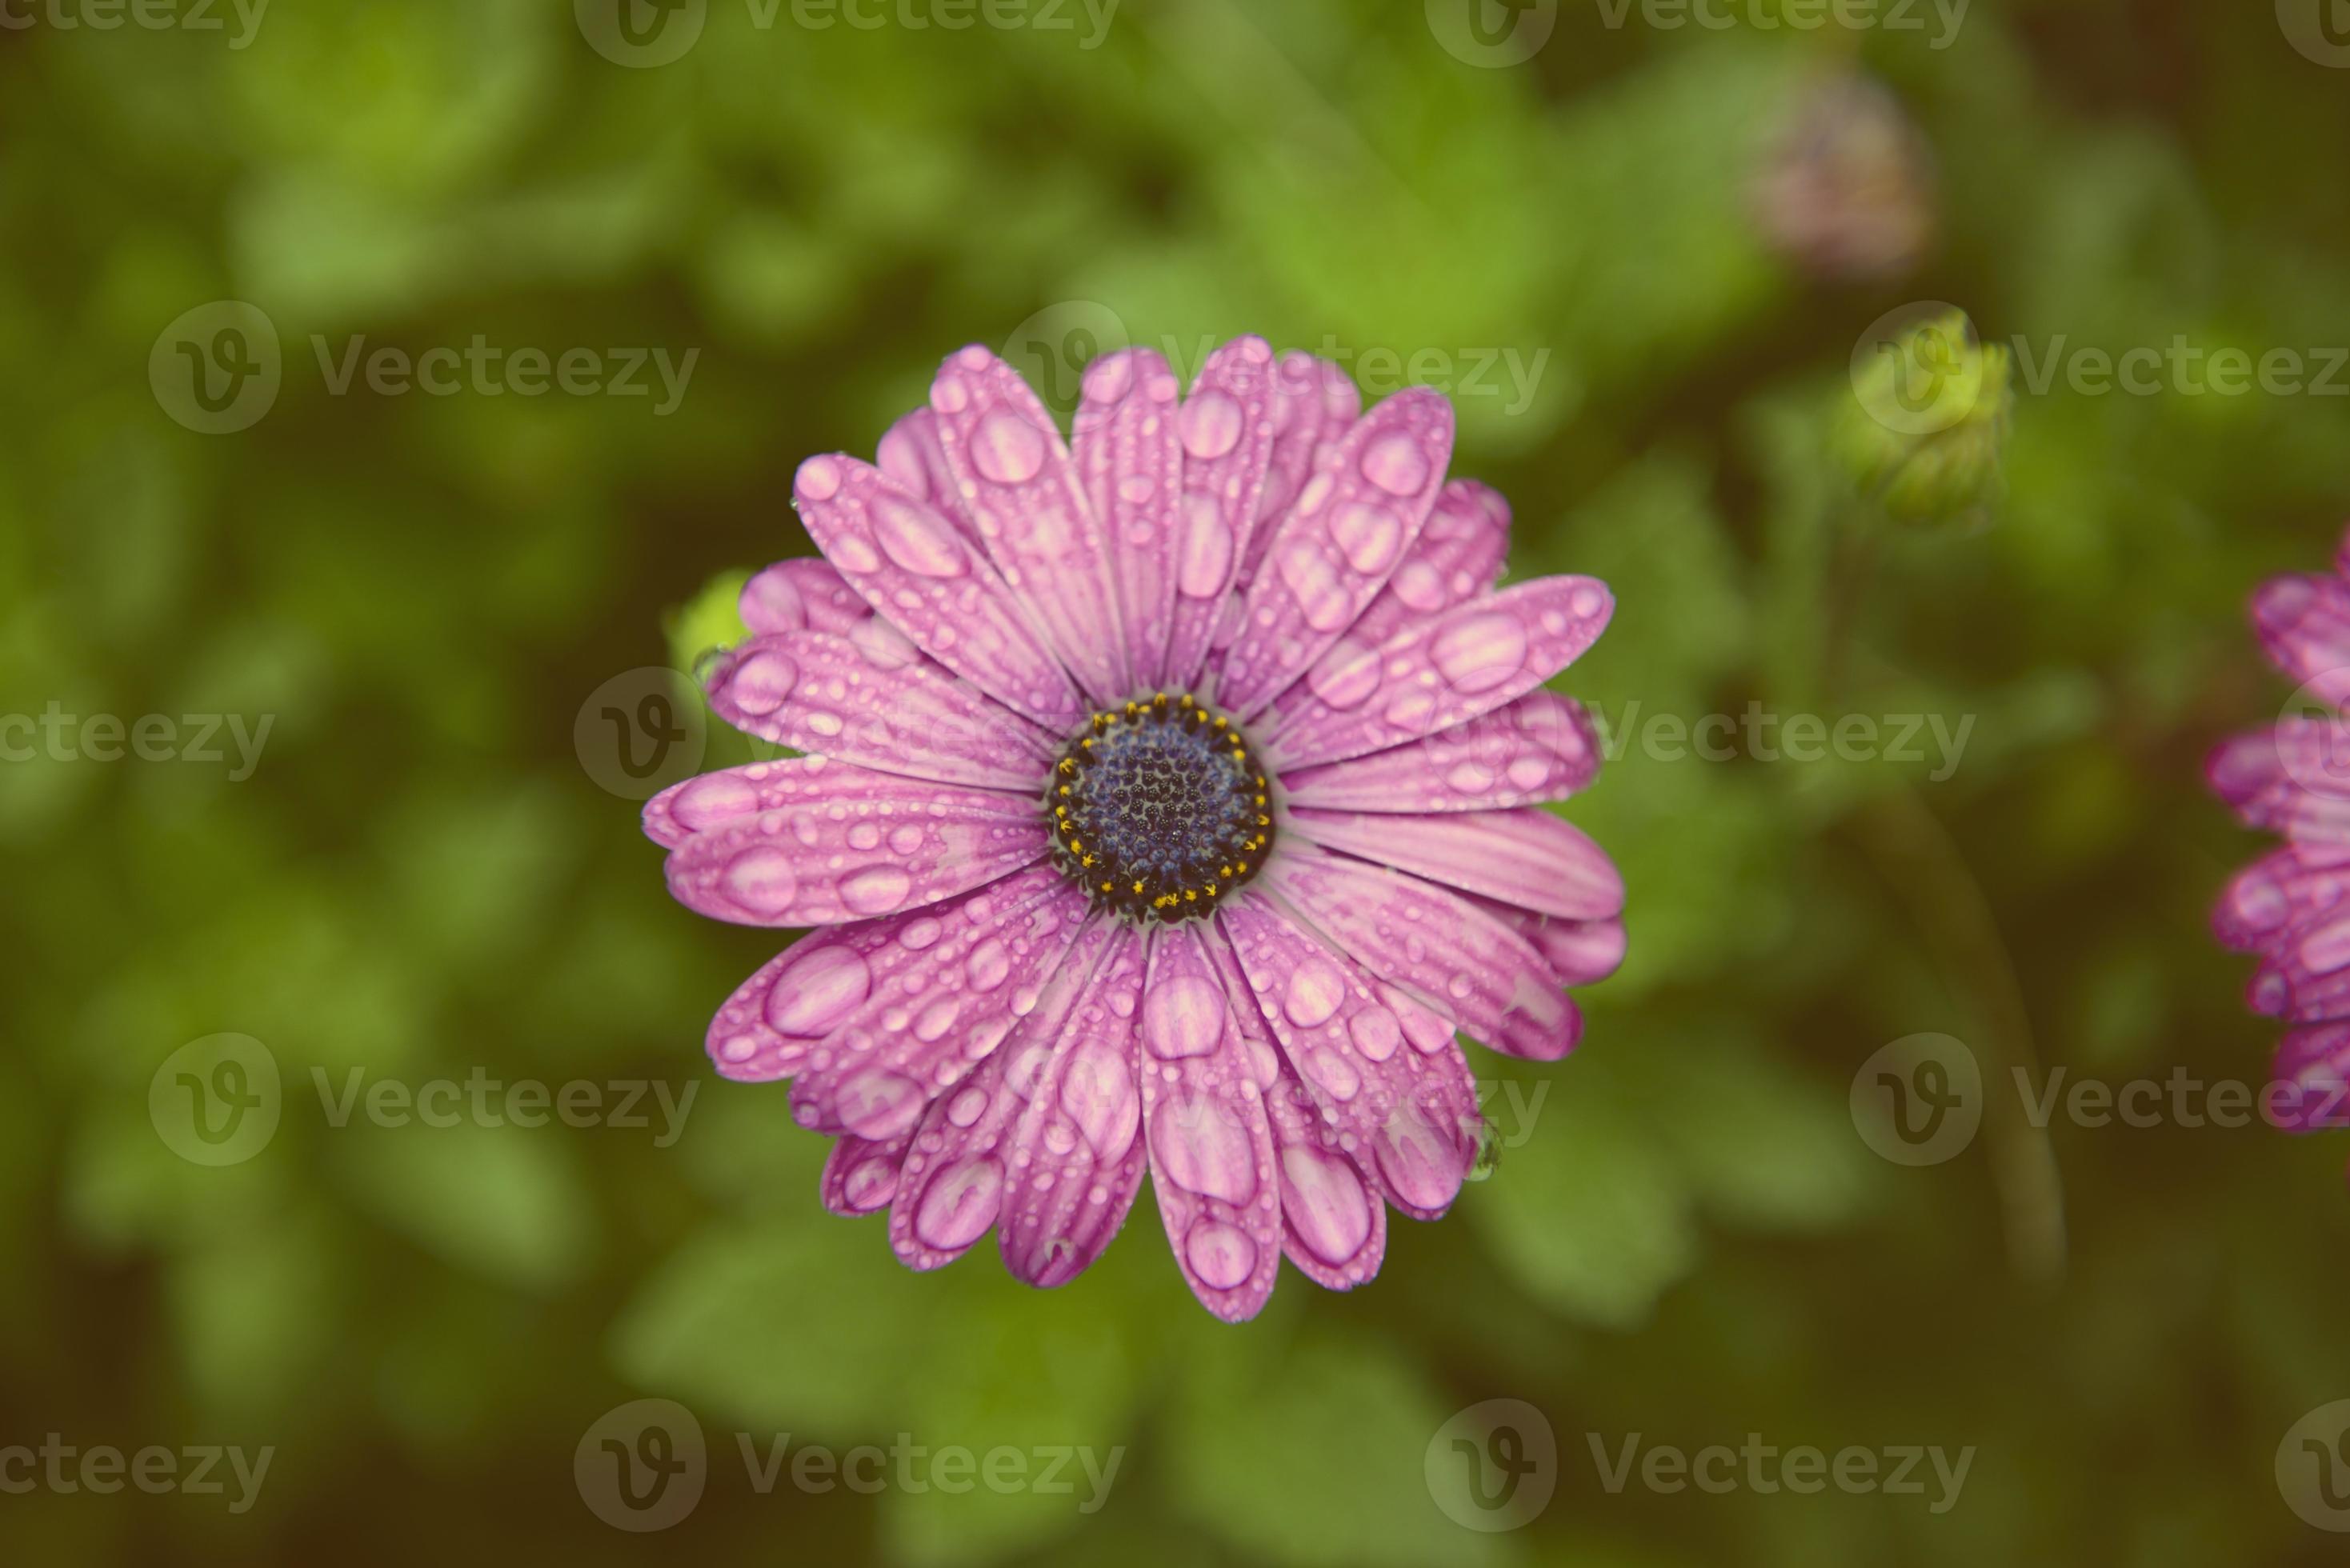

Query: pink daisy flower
[645,338,1624,1320]
[2209,524,2350,1140]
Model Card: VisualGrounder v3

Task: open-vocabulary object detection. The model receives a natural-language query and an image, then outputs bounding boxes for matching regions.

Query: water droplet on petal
[1143,975,1226,1060]
[967,938,1012,992]
[796,455,842,501]
[1149,1094,1258,1202]
[767,946,872,1036]
[871,496,967,578]
[1179,390,1244,459]
[972,408,1047,485]
[837,1067,926,1139]
[1307,639,1381,710]
[1279,1147,1370,1263]
[1431,612,1530,694]
[1347,1006,1401,1062]
[1359,431,1429,497]
[1176,494,1234,598]
[729,652,798,716]
[1331,502,1402,574]
[674,772,758,831]
[1185,1218,1258,1290]
[915,1156,1002,1249]
[724,847,799,915]
[841,864,913,916]
[1283,958,1347,1029]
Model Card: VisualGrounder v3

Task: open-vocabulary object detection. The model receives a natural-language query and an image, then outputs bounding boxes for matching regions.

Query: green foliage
[6,3,2350,1565]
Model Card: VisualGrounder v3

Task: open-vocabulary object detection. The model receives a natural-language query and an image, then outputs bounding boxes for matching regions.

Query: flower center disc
[1045,694,1275,923]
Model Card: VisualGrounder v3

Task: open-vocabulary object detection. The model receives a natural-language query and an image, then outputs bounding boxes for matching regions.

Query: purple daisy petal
[1238,352,1361,591]
[1280,690,1603,814]
[2214,848,2350,953]
[930,345,1134,702]
[996,927,1152,1287]
[783,874,1092,1135]
[1074,347,1187,693]
[794,451,1086,730]
[1140,925,1283,1322]
[1267,846,1583,1063]
[823,1133,914,1217]
[1510,910,1628,986]
[2272,1024,2350,1130]
[657,759,1048,928]
[875,406,985,544]
[1263,1068,1389,1290]
[739,557,879,637]
[1333,478,1511,654]
[1211,890,1476,1211]
[2252,573,2350,707]
[2248,922,2350,1022]
[1160,336,1279,692]
[1289,804,1624,922]
[2208,720,2350,850]
[1214,386,1455,720]
[704,629,1057,791]
[701,865,1074,1085]
[1261,575,1615,771]
[888,917,1119,1271]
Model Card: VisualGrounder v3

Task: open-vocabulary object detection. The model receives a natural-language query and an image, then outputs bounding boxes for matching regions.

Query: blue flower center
[1045,694,1275,923]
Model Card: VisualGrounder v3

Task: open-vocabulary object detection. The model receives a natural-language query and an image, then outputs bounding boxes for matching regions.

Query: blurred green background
[8,0,2350,1562]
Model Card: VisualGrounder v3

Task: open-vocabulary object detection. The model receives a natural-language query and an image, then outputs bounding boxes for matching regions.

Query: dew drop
[972,408,1047,485]
[841,864,914,916]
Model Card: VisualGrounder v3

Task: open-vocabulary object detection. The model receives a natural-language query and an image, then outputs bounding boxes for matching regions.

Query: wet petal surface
[656,758,1047,928]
